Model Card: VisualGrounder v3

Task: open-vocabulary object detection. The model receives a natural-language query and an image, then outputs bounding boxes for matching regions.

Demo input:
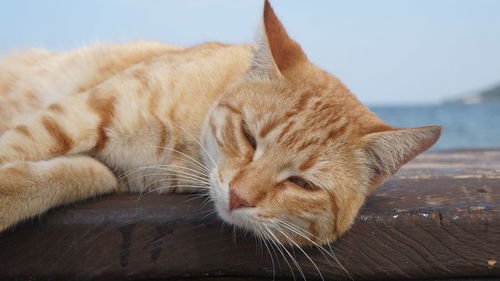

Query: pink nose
[229,189,253,211]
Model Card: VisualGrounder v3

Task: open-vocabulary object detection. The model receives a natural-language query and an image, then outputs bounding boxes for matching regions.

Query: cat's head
[201,1,441,245]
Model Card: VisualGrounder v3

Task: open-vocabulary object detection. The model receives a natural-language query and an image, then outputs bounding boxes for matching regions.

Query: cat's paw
[0,161,40,232]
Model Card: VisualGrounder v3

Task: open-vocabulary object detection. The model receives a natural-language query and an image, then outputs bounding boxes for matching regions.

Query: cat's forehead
[254,109,350,152]
[247,91,361,151]
[219,73,372,153]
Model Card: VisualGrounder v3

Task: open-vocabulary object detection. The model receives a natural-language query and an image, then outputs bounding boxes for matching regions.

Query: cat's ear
[248,0,308,78]
[362,126,441,188]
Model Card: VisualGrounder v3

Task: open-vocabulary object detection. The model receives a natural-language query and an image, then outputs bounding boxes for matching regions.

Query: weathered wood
[0,149,499,280]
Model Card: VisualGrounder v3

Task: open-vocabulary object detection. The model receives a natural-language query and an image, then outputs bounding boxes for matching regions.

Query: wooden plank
[0,149,499,280]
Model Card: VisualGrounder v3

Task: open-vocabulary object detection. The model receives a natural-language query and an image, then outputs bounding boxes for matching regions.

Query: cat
[0,1,440,246]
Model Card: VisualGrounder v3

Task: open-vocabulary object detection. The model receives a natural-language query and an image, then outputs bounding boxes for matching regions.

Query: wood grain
[0,149,498,281]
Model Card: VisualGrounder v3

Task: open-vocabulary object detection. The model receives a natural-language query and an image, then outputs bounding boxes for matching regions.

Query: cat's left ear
[362,126,441,189]
[248,0,309,78]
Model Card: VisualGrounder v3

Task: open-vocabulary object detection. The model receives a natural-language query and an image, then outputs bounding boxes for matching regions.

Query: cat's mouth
[214,201,317,246]
[207,174,264,236]
[207,170,320,246]
[212,191,260,230]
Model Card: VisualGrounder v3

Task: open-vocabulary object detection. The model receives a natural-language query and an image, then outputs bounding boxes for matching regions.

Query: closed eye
[288,177,317,191]
[242,121,257,149]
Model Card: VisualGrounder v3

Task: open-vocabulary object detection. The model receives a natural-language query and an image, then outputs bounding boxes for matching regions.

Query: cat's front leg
[0,88,124,231]
[0,154,121,232]
[0,89,114,166]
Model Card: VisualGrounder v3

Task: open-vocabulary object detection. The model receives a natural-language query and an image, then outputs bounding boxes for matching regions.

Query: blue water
[370,103,500,149]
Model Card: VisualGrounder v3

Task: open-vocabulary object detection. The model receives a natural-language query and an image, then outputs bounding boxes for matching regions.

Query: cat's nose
[229,189,253,211]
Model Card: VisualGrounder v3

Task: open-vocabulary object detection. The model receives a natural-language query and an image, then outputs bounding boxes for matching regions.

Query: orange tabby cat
[0,1,440,245]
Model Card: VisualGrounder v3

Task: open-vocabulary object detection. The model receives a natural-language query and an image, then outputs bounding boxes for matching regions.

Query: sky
[1,0,500,105]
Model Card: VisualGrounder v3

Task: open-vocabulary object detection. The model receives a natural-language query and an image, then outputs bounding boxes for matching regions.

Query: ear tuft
[363,126,441,187]
[248,1,308,78]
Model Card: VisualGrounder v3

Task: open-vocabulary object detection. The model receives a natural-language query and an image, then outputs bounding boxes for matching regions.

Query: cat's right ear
[248,0,309,79]
[362,126,441,189]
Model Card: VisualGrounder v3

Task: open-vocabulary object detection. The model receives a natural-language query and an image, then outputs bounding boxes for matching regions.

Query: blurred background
[1,0,499,149]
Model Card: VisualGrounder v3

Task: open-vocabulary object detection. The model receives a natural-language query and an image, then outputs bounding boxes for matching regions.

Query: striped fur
[0,1,440,245]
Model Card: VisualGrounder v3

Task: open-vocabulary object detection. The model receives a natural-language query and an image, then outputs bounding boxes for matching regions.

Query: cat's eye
[242,122,257,149]
[288,177,317,191]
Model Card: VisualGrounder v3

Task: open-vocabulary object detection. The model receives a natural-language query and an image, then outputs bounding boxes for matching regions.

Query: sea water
[370,103,500,149]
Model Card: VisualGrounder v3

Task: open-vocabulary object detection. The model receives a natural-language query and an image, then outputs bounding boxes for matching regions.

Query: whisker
[200,196,213,207]
[258,225,276,281]
[262,224,283,271]
[275,220,338,269]
[132,183,206,211]
[169,122,217,166]
[274,219,352,280]
[187,191,210,199]
[261,225,296,281]
[129,174,210,196]
[118,145,210,182]
[200,209,218,221]
[275,219,332,256]
[263,226,306,281]
[168,153,210,173]
[326,243,352,281]
[135,184,207,203]
[270,222,324,281]
[131,171,210,184]
[146,144,210,173]
[133,170,209,195]
[147,167,209,182]
[149,163,208,177]
[184,193,211,203]
[134,172,211,186]
[121,167,209,184]
[118,161,201,183]
[146,184,208,195]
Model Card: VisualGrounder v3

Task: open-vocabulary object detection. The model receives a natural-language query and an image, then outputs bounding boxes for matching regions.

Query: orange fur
[40,115,73,155]
[0,1,440,246]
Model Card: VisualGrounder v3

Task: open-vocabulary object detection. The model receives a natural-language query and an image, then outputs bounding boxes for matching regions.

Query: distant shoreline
[367,102,500,108]
[443,83,500,105]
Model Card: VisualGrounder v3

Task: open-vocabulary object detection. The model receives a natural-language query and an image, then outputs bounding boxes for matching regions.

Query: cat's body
[0,1,440,245]
[0,40,251,192]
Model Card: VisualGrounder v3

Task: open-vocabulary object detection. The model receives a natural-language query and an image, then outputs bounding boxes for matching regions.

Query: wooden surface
[0,149,499,281]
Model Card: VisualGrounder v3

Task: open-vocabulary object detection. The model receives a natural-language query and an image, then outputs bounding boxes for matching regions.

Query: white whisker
[274,219,352,280]
[146,144,210,173]
[151,163,208,177]
[142,173,210,186]
[261,225,296,281]
[132,171,210,184]
[270,222,323,281]
[258,225,276,281]
[136,184,206,201]
[169,122,216,166]
[145,184,207,196]
[117,153,208,184]
[263,226,306,281]
[121,166,209,184]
